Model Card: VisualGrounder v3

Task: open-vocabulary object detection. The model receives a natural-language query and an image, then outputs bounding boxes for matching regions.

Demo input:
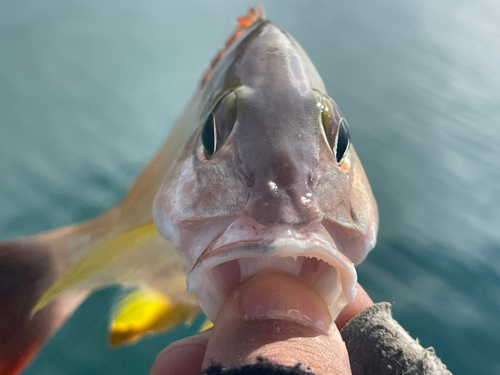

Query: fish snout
[245,174,322,227]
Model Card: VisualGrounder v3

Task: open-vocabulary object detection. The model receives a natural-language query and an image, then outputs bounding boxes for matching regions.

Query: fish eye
[319,96,351,165]
[201,91,237,158]
[201,112,217,156]
[336,118,351,164]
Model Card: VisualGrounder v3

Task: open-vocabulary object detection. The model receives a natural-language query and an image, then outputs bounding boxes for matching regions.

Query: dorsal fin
[200,4,265,87]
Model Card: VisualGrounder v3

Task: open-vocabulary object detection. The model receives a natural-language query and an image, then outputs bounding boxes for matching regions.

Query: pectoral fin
[34,222,196,316]
[109,288,196,347]
[198,319,214,333]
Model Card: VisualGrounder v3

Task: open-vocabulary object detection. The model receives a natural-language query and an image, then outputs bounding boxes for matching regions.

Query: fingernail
[239,271,332,333]
[150,332,210,375]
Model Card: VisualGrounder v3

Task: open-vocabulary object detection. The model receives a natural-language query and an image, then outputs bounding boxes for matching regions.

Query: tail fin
[0,48,205,374]
[0,216,189,374]
[0,237,90,375]
[0,214,196,374]
[0,193,151,375]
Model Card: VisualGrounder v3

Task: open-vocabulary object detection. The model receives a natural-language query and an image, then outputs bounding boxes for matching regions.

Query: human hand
[150,271,373,375]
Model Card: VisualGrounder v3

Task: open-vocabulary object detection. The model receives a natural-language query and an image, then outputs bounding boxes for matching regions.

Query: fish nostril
[307,173,315,189]
[245,172,255,188]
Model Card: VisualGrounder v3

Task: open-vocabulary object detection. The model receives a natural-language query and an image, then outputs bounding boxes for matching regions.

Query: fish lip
[186,218,357,322]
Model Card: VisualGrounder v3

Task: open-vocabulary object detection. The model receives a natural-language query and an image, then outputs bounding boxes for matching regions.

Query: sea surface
[1,1,499,374]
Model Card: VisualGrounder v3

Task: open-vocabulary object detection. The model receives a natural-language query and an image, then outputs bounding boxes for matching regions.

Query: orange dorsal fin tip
[200,4,265,87]
[237,4,265,28]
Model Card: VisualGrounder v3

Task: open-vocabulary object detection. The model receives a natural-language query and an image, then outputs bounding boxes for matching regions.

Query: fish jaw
[185,217,357,322]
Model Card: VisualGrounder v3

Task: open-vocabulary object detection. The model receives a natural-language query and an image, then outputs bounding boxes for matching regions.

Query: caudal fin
[0,219,197,374]
[0,238,90,375]
[0,206,124,374]
[0,49,205,373]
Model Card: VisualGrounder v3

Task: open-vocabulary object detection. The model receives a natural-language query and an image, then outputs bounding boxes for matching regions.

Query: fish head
[153,20,378,321]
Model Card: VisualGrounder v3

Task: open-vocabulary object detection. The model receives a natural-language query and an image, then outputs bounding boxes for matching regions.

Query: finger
[202,271,352,375]
[150,331,210,375]
[335,283,373,330]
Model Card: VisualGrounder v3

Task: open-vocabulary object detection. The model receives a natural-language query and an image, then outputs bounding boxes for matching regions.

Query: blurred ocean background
[1,0,499,374]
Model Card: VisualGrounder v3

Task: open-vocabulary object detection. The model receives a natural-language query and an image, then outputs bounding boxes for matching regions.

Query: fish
[0,5,378,374]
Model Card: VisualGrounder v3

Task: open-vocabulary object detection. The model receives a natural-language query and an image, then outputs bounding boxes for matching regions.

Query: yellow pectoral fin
[32,220,200,346]
[109,288,194,347]
[198,319,213,333]
[33,222,186,315]
[33,222,161,314]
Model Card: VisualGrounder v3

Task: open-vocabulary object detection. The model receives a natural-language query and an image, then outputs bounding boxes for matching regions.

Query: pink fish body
[0,6,377,374]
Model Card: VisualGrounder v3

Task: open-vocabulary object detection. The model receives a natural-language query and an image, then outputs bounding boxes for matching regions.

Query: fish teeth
[238,255,303,282]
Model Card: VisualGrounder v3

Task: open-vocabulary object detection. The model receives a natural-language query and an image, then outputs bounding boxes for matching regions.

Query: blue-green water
[1,1,499,374]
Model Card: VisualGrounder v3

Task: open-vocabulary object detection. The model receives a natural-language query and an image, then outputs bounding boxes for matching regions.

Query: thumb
[202,271,352,374]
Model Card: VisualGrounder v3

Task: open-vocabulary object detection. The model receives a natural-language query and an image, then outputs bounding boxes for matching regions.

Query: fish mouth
[186,217,357,322]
